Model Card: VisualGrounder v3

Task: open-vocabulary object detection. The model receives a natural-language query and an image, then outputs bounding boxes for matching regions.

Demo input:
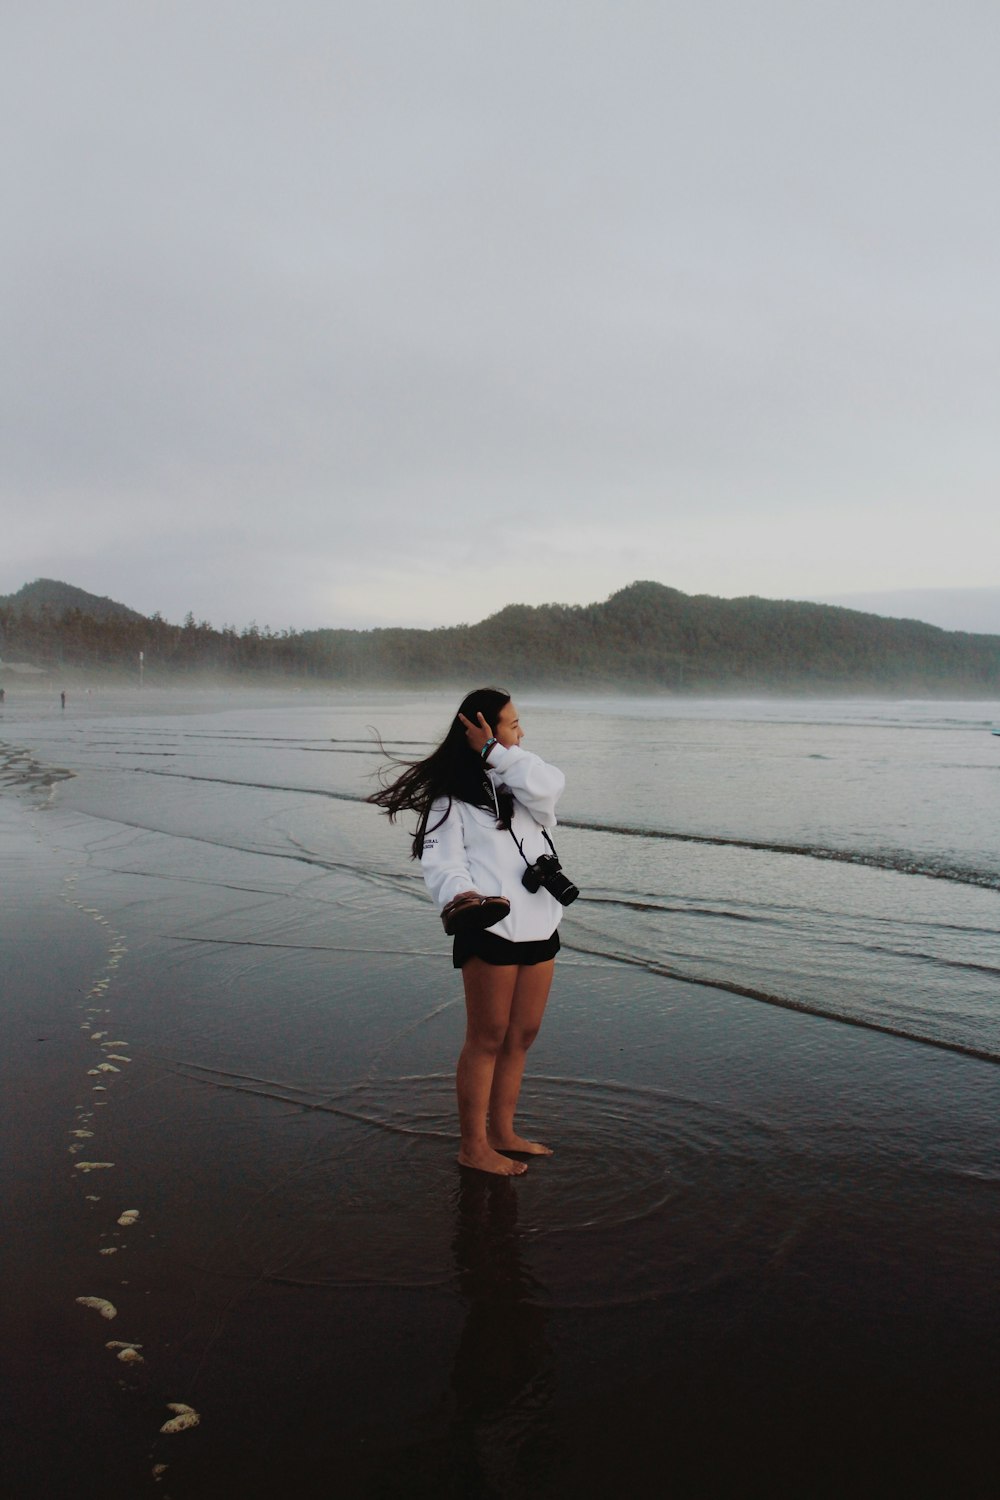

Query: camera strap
[488,772,561,867]
[508,824,560,870]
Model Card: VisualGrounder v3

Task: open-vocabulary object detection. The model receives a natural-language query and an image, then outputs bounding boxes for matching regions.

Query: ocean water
[3,688,999,1495]
[555,695,1000,1060]
[21,688,998,1054]
[25,687,1000,1044]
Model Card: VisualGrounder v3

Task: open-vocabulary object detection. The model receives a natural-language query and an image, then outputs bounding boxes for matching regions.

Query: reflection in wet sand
[447,1175,555,1497]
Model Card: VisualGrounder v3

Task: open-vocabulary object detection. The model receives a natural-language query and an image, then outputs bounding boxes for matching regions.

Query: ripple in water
[190,1070,805,1308]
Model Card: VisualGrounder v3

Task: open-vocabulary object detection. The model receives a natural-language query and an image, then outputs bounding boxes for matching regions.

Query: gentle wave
[88,766,1000,892]
[113,765,367,799]
[561,936,1000,1066]
[0,740,75,796]
[562,816,1000,891]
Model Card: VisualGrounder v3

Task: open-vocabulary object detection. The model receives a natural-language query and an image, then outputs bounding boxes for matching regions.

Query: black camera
[521,853,579,906]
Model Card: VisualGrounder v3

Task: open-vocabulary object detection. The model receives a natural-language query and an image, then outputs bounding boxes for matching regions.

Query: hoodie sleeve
[485,744,565,828]
[419,799,474,911]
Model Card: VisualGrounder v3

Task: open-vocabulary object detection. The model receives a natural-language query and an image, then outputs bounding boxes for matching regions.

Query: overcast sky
[3,1,998,631]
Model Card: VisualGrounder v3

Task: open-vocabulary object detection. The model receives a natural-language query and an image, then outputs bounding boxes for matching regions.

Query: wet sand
[2,717,1000,1498]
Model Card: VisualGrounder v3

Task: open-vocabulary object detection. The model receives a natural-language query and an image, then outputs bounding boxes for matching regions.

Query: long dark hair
[368,687,513,858]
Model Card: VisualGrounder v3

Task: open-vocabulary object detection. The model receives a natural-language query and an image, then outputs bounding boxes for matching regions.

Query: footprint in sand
[76,1296,117,1320]
[107,1342,144,1364]
[160,1403,200,1434]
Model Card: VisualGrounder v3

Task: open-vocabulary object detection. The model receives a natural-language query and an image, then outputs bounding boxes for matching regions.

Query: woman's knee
[465,1022,508,1057]
[505,1023,540,1053]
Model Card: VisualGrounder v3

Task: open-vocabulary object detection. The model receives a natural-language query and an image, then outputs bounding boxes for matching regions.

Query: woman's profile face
[495,701,524,748]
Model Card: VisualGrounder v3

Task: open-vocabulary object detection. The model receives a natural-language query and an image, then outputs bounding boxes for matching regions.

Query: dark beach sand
[2,763,999,1499]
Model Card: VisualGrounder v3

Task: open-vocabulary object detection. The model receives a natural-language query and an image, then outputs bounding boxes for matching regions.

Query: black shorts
[452,929,560,970]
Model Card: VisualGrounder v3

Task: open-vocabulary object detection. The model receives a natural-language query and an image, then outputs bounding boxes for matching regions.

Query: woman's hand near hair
[458,711,494,755]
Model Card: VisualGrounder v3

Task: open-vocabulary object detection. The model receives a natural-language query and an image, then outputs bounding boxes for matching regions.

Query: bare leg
[488,958,555,1156]
[456,958,525,1175]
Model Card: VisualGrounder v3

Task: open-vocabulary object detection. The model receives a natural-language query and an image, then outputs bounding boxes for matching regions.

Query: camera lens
[544,869,579,906]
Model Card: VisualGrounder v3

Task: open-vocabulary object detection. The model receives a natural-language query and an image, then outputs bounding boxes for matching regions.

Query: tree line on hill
[1,578,999,694]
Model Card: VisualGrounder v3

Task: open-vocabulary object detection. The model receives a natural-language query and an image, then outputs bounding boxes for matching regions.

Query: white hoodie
[420,743,567,942]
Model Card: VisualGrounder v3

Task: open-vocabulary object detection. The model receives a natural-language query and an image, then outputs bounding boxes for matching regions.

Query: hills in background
[808,586,1000,636]
[2,577,999,695]
[0,578,147,624]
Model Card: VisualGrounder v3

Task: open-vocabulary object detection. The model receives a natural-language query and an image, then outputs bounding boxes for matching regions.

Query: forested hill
[2,579,999,694]
[0,577,146,623]
[297,581,999,692]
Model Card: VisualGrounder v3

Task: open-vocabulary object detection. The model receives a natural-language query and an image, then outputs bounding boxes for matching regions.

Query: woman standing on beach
[369,688,575,1177]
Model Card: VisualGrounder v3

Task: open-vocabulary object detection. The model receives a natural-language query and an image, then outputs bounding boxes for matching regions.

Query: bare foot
[487,1132,553,1156]
[457,1145,528,1176]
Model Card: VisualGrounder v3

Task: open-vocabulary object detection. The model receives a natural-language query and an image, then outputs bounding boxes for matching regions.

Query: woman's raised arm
[485,744,565,828]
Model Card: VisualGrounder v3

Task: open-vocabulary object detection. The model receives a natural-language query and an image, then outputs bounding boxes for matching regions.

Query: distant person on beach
[369,687,576,1176]
[60,691,66,709]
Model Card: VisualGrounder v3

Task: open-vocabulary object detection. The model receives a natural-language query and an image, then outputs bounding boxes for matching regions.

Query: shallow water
[3,688,999,1496]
